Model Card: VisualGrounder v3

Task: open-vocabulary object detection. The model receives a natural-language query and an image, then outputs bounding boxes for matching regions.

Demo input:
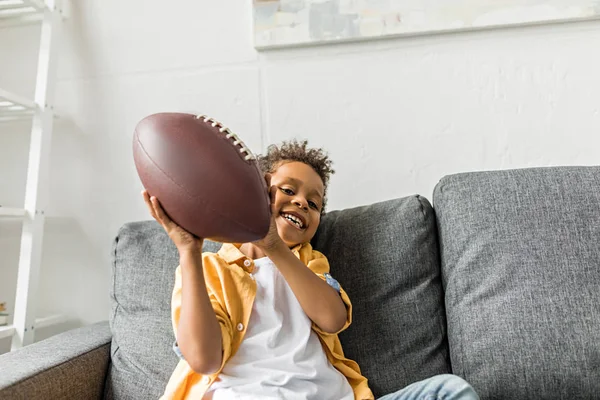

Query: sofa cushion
[107,222,221,399]
[311,196,450,397]
[434,166,600,400]
[107,195,450,399]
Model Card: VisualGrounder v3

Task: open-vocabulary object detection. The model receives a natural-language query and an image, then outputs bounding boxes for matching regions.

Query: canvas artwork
[0,302,7,326]
[253,0,600,48]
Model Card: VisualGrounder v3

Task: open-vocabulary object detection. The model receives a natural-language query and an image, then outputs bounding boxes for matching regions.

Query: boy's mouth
[280,211,306,230]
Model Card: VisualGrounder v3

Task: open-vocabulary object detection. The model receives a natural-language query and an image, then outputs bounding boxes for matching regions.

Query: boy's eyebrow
[285,177,324,200]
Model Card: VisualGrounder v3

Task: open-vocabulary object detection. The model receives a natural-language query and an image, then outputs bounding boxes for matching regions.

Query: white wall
[1,0,600,348]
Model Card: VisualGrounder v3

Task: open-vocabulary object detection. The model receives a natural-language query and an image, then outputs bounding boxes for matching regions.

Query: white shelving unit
[0,0,64,350]
[0,0,46,28]
[0,88,36,122]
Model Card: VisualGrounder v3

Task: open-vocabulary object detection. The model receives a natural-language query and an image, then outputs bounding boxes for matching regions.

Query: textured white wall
[1,0,600,347]
[262,23,600,208]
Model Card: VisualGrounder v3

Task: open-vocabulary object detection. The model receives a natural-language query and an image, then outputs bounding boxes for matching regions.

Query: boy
[143,140,479,399]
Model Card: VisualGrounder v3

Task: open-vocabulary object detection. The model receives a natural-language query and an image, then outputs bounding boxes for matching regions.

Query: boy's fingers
[151,197,165,221]
[151,197,176,230]
[268,185,278,206]
[150,196,165,224]
[263,174,276,207]
[142,191,158,220]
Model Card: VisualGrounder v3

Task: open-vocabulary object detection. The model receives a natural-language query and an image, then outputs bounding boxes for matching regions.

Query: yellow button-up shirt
[161,242,374,400]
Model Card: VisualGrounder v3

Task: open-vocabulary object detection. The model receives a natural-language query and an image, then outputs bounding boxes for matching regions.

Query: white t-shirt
[206,256,354,400]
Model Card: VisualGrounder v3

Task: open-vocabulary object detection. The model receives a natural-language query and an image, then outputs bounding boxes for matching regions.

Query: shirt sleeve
[323,273,341,293]
[171,265,234,369]
[173,340,185,360]
[306,255,353,336]
[209,293,235,370]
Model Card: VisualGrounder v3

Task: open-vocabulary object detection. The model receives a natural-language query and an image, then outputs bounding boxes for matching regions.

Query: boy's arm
[175,250,223,375]
[263,242,347,334]
[144,192,226,375]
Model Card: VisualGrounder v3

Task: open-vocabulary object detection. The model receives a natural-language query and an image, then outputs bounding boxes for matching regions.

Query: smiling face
[269,161,325,248]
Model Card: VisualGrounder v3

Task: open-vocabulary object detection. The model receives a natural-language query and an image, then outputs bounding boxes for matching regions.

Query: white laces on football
[196,114,256,161]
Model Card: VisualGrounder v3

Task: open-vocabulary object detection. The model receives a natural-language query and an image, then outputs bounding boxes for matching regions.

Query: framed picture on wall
[253,0,600,49]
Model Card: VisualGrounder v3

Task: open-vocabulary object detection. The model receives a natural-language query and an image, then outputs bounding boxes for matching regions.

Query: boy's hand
[142,189,204,256]
[253,209,282,251]
[253,174,285,252]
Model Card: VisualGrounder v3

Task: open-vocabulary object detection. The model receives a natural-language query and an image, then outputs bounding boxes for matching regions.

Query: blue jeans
[378,374,479,400]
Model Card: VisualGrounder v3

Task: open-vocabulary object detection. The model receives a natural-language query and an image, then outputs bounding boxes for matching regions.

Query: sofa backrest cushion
[311,196,450,397]
[106,222,220,399]
[434,166,600,399]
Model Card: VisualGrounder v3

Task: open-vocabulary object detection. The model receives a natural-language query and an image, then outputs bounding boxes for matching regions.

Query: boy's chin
[279,233,304,249]
[276,220,314,248]
[279,234,302,248]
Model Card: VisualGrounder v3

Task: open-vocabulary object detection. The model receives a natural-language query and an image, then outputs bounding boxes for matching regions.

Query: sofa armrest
[0,321,112,400]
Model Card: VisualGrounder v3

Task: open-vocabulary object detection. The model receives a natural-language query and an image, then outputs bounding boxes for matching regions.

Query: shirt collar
[217,243,247,264]
[217,242,309,264]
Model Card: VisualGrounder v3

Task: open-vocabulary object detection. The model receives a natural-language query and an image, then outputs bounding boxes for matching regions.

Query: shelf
[0,314,68,340]
[0,0,46,27]
[0,324,15,340]
[0,87,36,122]
[0,207,26,217]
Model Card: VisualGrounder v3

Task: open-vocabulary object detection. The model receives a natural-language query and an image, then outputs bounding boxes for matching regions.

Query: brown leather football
[133,112,271,243]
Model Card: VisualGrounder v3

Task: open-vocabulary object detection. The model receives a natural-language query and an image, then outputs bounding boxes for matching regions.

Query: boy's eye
[281,187,294,195]
[308,201,319,210]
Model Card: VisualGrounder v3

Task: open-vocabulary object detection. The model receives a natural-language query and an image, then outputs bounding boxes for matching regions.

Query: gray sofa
[1,166,599,399]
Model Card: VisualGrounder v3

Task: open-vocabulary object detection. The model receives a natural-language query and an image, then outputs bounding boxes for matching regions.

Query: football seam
[196,115,255,163]
[134,130,267,237]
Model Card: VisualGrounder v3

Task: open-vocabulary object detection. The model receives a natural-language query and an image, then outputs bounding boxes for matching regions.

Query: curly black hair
[257,140,335,213]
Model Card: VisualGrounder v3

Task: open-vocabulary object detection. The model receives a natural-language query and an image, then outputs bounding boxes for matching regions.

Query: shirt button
[237,323,244,331]
[202,376,210,384]
[243,259,252,267]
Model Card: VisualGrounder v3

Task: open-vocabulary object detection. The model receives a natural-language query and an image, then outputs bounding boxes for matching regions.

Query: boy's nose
[293,198,308,211]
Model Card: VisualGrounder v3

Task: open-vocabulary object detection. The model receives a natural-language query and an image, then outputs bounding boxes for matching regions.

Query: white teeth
[282,213,303,228]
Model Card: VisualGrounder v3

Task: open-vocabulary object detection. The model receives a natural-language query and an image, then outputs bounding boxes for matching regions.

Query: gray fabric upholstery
[0,321,111,400]
[311,196,451,397]
[108,197,449,399]
[107,221,221,399]
[434,166,600,400]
